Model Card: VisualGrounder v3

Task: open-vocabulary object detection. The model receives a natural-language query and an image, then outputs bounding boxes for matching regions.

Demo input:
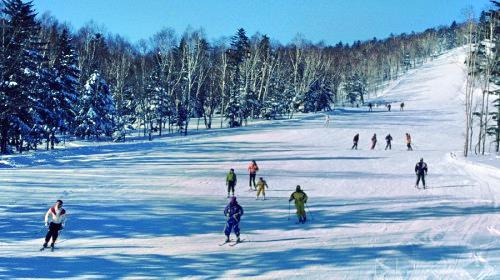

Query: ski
[229,239,245,246]
[219,240,232,246]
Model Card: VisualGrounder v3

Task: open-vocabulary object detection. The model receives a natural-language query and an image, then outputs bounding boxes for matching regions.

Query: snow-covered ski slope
[0,48,498,279]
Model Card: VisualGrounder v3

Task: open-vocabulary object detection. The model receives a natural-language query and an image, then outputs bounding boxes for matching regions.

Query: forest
[0,0,497,155]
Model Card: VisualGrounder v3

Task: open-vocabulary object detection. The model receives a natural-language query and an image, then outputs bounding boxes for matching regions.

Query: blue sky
[32,0,491,45]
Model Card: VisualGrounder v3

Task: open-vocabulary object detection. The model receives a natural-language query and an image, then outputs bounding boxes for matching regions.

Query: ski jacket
[372,135,377,142]
[45,206,66,225]
[415,162,428,175]
[224,203,244,222]
[256,179,268,189]
[385,135,393,142]
[289,191,308,206]
[406,135,412,144]
[248,162,259,174]
[226,172,237,183]
[353,134,359,142]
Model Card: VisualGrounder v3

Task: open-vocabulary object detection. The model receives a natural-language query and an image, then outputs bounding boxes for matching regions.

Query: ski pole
[305,203,313,221]
[288,201,291,220]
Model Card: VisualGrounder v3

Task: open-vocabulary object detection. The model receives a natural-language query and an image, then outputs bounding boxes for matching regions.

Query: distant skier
[387,104,392,111]
[247,160,259,190]
[406,133,413,151]
[370,133,377,150]
[385,134,393,150]
[226,168,237,197]
[42,200,66,250]
[256,177,269,200]
[368,103,373,112]
[415,158,428,189]
[400,102,405,111]
[352,133,359,150]
[324,115,331,127]
[224,196,244,243]
[289,185,308,223]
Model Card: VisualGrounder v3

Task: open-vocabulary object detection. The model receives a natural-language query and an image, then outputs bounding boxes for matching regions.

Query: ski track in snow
[0,48,499,279]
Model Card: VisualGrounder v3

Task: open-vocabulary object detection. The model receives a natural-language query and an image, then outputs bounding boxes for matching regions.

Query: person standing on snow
[370,133,377,150]
[256,177,269,200]
[226,168,237,197]
[324,115,331,127]
[289,185,308,223]
[385,134,393,150]
[247,160,259,190]
[406,133,413,151]
[224,196,244,243]
[415,158,428,189]
[387,104,392,111]
[352,133,359,150]
[400,102,405,111]
[368,103,373,112]
[42,200,66,250]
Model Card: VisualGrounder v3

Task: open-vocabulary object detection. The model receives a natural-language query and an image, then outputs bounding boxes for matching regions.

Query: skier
[406,133,413,151]
[352,133,359,150]
[400,102,405,111]
[324,115,331,127]
[224,196,244,243]
[368,103,373,112]
[226,168,237,197]
[415,158,428,189]
[42,200,66,250]
[289,185,308,223]
[256,177,269,200]
[370,133,377,150]
[385,134,393,150]
[387,104,392,111]
[247,160,259,190]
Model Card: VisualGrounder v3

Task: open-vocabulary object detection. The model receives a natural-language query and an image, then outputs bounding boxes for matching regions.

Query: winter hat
[296,185,301,191]
[230,196,237,204]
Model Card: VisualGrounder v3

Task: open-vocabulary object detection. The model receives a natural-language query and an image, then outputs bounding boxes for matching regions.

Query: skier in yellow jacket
[256,177,268,200]
[289,185,308,223]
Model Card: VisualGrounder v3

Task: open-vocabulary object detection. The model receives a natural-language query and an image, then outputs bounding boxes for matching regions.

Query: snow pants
[224,219,240,237]
[407,143,413,151]
[256,185,266,198]
[371,140,377,150]
[385,142,391,150]
[352,142,358,150]
[249,173,256,188]
[45,222,62,244]
[295,202,306,220]
[227,181,235,195]
[416,173,426,187]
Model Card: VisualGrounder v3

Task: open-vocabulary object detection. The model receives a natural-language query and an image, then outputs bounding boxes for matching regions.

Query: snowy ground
[0,48,499,279]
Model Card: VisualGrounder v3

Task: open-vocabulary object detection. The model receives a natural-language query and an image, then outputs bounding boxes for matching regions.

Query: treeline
[0,0,470,154]
[464,1,499,155]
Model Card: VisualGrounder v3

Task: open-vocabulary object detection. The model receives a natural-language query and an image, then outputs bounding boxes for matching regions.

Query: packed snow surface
[0,48,498,279]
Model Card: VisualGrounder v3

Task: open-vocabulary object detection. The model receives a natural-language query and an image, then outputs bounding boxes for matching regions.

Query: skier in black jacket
[385,134,393,150]
[415,158,428,189]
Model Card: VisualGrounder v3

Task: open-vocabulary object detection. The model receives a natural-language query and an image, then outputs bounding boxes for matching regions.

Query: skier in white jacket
[42,200,67,249]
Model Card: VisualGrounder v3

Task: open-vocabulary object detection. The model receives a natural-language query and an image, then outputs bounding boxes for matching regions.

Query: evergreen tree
[75,71,116,139]
[0,0,46,153]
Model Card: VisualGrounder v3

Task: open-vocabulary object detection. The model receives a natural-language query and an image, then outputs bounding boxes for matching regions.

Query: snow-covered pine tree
[343,73,366,106]
[74,71,116,139]
[226,28,250,127]
[0,0,47,153]
[48,28,79,147]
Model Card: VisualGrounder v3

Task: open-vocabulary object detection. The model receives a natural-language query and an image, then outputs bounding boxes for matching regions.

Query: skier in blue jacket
[224,196,244,243]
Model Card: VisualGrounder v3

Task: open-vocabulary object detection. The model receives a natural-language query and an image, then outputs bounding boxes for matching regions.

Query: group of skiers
[367,102,404,112]
[352,132,413,151]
